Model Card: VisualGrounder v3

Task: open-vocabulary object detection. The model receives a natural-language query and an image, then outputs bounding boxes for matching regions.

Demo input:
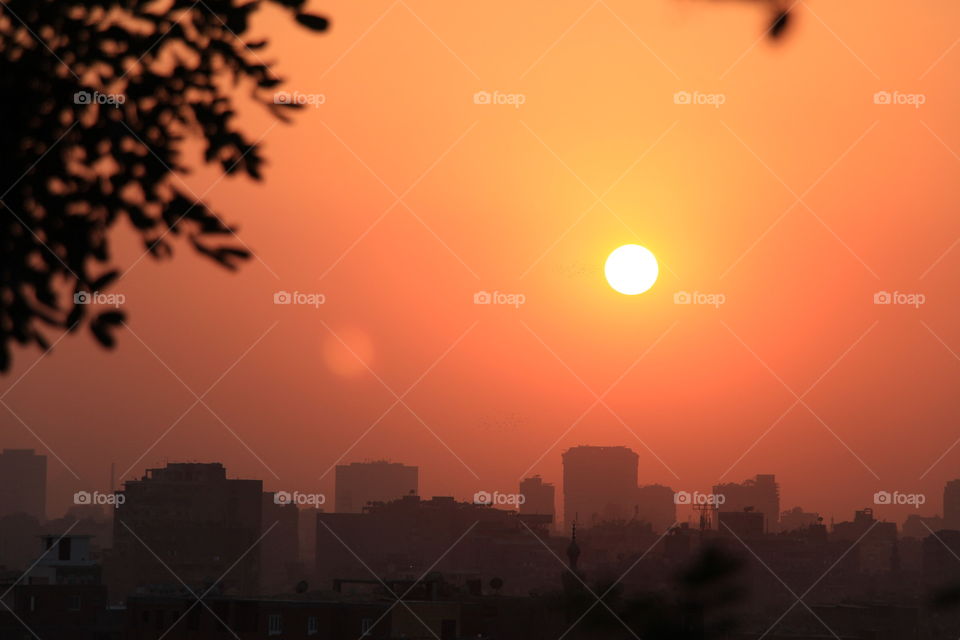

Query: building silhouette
[562,445,638,528]
[903,513,945,539]
[944,479,960,530]
[0,534,118,640]
[261,493,300,594]
[0,448,46,520]
[315,495,555,596]
[713,473,780,533]
[634,484,676,533]
[334,461,418,513]
[719,507,765,538]
[923,528,960,588]
[780,506,820,532]
[833,507,897,574]
[107,462,262,601]
[518,475,554,521]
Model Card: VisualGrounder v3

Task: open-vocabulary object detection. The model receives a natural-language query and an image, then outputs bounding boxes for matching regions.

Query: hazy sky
[5,0,960,524]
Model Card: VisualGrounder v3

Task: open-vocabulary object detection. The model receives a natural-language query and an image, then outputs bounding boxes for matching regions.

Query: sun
[605,244,659,295]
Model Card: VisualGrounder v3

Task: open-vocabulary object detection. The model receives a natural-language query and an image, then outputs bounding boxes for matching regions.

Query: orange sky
[5,0,960,524]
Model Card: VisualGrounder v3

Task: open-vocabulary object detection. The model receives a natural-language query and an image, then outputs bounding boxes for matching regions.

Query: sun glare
[605,244,659,295]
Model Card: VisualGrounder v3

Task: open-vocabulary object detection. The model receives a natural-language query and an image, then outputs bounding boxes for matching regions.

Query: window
[267,614,282,636]
[307,616,318,636]
[67,595,81,611]
[361,618,373,637]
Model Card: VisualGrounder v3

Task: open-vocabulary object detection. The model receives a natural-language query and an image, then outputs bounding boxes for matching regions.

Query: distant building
[944,479,960,530]
[562,446,638,528]
[902,513,944,539]
[261,493,301,594]
[108,462,262,601]
[832,508,897,574]
[518,476,554,521]
[298,506,323,572]
[316,495,555,596]
[334,461,418,513]
[0,534,120,640]
[634,484,676,533]
[714,474,780,533]
[719,508,765,538]
[0,449,46,520]
[780,506,820,532]
[922,528,960,589]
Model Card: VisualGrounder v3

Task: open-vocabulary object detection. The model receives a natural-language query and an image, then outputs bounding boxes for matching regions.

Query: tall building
[944,479,960,530]
[0,449,46,520]
[334,461,418,513]
[518,476,555,520]
[108,462,262,600]
[714,473,780,533]
[562,446,638,528]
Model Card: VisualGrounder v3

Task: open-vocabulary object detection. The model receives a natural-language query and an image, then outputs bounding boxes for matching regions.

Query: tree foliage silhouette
[0,0,328,370]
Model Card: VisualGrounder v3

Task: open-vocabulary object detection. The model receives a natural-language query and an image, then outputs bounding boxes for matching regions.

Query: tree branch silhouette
[0,0,328,370]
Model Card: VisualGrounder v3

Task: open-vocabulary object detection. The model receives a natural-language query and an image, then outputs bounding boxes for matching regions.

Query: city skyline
[1,1,959,534]
[5,450,960,637]
[5,445,957,531]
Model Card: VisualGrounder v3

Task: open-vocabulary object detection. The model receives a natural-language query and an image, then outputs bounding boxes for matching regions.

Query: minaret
[561,521,586,600]
[567,522,581,572]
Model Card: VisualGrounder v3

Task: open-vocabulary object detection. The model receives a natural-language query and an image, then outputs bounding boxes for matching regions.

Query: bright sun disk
[605,244,658,295]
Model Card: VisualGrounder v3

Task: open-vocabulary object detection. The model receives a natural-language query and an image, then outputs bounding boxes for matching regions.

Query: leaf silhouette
[0,0,328,371]
[295,13,331,31]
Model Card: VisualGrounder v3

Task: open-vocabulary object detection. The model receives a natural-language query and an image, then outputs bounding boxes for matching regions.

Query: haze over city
[2,0,960,638]
[7,0,960,524]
